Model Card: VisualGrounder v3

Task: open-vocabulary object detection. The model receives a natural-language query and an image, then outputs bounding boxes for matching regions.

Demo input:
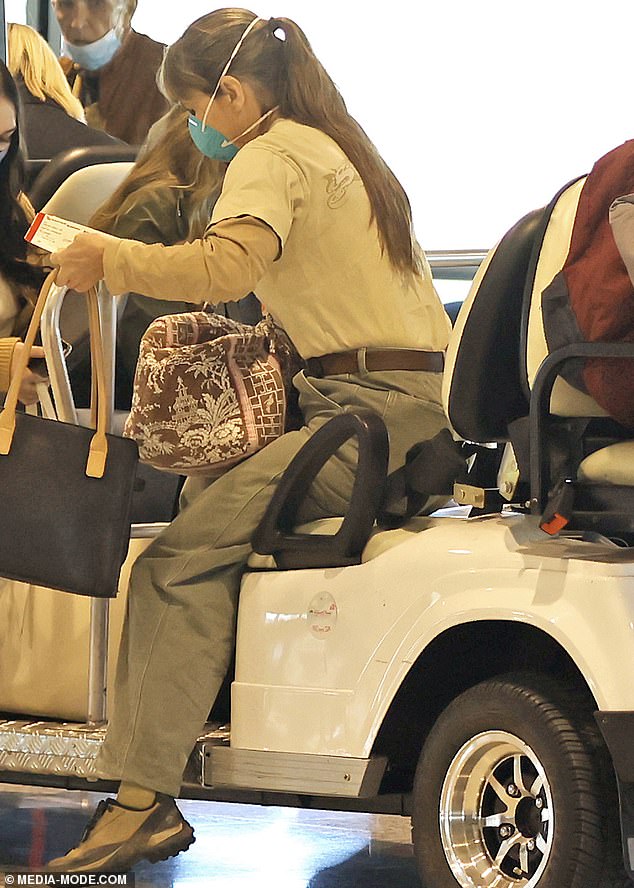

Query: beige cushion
[360,516,437,560]
[525,177,609,417]
[248,518,343,570]
[247,504,471,569]
[578,442,634,485]
[42,162,134,226]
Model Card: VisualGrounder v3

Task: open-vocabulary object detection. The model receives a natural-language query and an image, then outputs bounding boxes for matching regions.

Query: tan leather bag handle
[0,269,109,478]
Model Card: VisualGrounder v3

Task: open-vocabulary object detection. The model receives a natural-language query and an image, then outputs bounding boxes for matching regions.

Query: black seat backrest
[444,206,546,444]
[28,144,138,210]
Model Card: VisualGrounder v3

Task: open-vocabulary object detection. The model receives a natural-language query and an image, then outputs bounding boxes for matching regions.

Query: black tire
[411,673,626,888]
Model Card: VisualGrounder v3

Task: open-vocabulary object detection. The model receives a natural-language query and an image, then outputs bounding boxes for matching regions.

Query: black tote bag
[0,272,138,598]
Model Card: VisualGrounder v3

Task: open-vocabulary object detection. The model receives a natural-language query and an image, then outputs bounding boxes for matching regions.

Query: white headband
[200,17,262,131]
[209,17,262,105]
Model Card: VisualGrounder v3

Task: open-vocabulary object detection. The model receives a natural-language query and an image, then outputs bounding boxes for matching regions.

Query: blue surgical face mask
[62,28,121,71]
[188,116,239,163]
[0,147,8,165]
[188,16,279,162]
[188,104,279,162]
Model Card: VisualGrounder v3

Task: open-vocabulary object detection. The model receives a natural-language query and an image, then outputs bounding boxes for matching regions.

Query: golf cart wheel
[411,673,624,888]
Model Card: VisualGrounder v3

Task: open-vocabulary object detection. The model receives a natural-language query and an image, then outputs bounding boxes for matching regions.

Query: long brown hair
[91,105,225,239]
[160,8,423,277]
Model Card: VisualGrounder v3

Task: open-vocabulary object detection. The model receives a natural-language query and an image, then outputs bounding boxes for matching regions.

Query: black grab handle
[252,409,389,569]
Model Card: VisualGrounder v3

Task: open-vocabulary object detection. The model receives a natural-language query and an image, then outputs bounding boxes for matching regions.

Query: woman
[7,22,120,160]
[48,10,452,873]
[0,59,48,404]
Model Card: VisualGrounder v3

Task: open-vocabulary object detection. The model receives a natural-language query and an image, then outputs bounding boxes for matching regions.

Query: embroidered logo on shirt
[325,163,356,208]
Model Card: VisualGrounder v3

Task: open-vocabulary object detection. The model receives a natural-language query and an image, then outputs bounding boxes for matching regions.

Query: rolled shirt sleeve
[102,215,280,303]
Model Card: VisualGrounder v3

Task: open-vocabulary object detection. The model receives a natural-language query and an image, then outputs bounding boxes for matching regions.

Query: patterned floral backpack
[124,311,302,475]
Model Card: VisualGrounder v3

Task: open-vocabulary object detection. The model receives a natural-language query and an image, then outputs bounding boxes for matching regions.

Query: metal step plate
[202,745,387,798]
[0,719,105,778]
[0,719,229,779]
[0,719,383,800]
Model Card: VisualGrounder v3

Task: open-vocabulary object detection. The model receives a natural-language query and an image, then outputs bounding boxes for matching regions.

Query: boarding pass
[25,212,99,252]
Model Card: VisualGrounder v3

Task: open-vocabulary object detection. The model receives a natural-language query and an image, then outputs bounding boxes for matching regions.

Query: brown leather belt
[305,347,445,377]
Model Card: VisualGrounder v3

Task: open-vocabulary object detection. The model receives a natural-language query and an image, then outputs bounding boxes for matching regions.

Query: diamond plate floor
[0,783,421,886]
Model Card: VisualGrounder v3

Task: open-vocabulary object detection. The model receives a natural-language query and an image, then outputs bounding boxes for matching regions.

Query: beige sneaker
[46,795,195,873]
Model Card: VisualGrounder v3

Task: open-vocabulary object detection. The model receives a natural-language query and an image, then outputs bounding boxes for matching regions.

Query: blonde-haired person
[91,105,223,242]
[0,60,49,404]
[8,22,120,160]
[53,0,169,144]
[48,9,452,872]
[9,22,84,119]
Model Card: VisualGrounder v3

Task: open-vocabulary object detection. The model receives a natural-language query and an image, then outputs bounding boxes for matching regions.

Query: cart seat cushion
[247,517,431,569]
[247,504,471,569]
[577,442,634,486]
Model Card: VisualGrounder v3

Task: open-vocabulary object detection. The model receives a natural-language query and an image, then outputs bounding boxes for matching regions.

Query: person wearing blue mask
[53,0,169,144]
[48,9,452,873]
[0,60,49,405]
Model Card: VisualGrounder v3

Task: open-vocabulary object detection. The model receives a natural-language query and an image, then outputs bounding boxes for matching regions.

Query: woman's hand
[11,343,47,406]
[50,231,118,292]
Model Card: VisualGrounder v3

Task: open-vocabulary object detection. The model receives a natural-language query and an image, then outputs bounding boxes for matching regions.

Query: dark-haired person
[53,0,169,144]
[0,60,48,404]
[49,10,451,872]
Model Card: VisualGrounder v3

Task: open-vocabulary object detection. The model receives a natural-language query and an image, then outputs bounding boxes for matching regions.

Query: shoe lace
[79,798,116,844]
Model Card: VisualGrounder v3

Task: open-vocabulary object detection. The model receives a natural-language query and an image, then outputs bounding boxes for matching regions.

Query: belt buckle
[356,347,368,374]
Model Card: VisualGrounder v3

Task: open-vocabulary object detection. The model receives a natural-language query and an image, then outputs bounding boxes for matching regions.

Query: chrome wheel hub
[439,730,554,887]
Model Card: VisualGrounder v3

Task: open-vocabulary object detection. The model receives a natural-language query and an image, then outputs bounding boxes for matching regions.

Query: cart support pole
[87,598,109,725]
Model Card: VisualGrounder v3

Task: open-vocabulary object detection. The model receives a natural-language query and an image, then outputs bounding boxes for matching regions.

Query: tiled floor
[0,783,422,887]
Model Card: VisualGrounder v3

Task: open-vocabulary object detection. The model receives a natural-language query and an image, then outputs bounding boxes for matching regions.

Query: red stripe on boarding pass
[25,211,46,242]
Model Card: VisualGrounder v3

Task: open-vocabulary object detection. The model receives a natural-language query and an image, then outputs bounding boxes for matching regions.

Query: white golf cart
[1,169,634,888]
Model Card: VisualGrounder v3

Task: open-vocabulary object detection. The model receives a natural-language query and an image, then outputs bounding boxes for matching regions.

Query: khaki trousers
[96,370,449,796]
